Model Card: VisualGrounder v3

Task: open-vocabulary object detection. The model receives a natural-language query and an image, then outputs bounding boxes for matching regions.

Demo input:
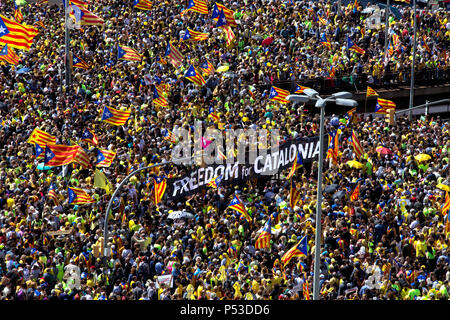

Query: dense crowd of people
[0,0,449,300]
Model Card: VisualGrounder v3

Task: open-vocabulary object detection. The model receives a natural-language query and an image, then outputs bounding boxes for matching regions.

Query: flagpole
[383,0,390,64]
[64,0,71,96]
[409,0,417,121]
[364,93,368,114]
[313,101,325,300]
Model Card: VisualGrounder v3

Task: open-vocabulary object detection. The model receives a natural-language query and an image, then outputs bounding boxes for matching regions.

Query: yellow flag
[94,168,111,194]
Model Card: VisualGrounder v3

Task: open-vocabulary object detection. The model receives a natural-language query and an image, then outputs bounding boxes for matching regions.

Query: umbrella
[216,65,229,73]
[414,154,431,162]
[261,36,274,46]
[167,210,194,220]
[436,183,450,192]
[37,163,53,170]
[376,146,393,156]
[251,35,263,41]
[346,160,364,169]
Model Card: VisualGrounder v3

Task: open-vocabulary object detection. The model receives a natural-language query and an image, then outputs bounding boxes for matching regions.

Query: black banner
[166,136,326,200]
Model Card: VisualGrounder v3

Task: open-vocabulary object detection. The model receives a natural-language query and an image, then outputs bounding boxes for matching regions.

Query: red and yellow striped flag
[14,6,24,24]
[68,187,95,205]
[269,86,290,104]
[212,3,237,27]
[366,86,378,97]
[96,148,116,167]
[0,44,20,65]
[442,192,450,214]
[44,144,79,167]
[375,98,396,114]
[73,146,91,169]
[27,128,56,146]
[350,184,360,201]
[153,176,167,206]
[101,106,131,126]
[181,0,209,15]
[0,15,38,51]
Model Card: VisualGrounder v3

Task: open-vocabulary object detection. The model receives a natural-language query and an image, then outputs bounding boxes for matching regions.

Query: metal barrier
[395,99,450,118]
[255,68,450,96]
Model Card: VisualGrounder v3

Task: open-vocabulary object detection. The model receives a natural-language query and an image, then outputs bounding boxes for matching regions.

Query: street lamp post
[288,90,357,300]
[409,0,417,120]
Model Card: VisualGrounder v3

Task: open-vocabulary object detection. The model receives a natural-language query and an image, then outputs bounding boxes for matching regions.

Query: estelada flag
[153,176,167,205]
[184,65,206,86]
[294,84,310,94]
[133,0,152,10]
[164,42,184,68]
[182,28,209,41]
[255,217,272,249]
[101,106,131,126]
[207,175,223,189]
[69,4,104,26]
[153,84,168,108]
[181,0,208,15]
[44,144,79,167]
[199,60,215,76]
[211,2,237,27]
[375,98,396,114]
[286,152,303,180]
[269,86,289,104]
[228,194,251,222]
[27,128,56,146]
[0,44,20,65]
[48,183,59,204]
[0,15,38,51]
[81,128,98,146]
[72,53,89,70]
[35,143,45,159]
[442,192,450,214]
[95,148,116,167]
[289,180,301,209]
[68,187,95,204]
[117,45,141,62]
[366,86,378,97]
[281,236,307,266]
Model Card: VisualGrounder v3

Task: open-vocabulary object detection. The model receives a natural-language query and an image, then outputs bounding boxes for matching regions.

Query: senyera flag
[27,128,56,146]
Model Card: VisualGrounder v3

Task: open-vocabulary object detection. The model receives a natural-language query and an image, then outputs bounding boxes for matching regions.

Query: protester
[0,0,449,300]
